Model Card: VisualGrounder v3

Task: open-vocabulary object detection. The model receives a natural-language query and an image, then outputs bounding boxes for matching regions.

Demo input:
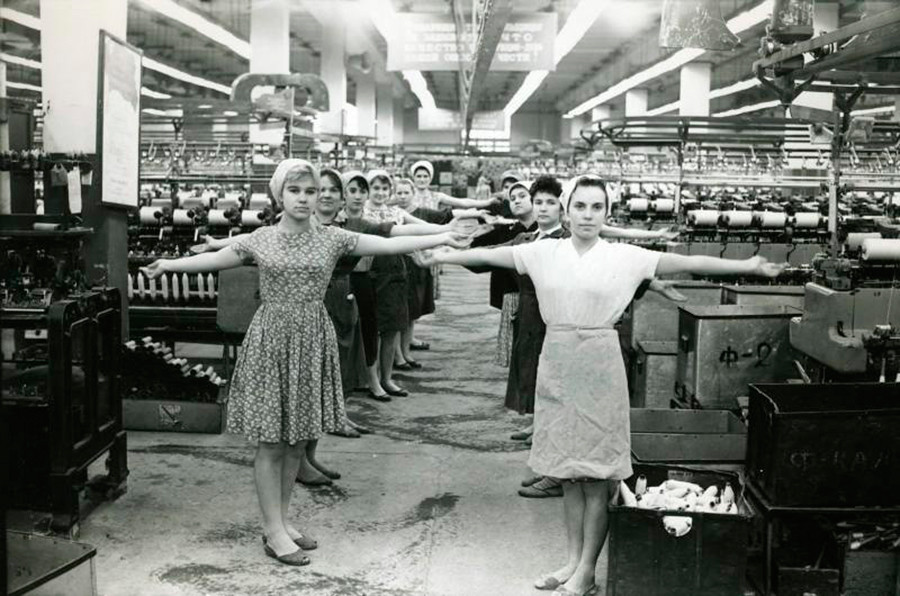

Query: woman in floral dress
[142,159,471,566]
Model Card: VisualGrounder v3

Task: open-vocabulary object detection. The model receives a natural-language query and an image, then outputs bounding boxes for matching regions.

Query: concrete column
[356,74,376,138]
[376,82,394,146]
[0,63,9,214]
[392,100,404,145]
[40,0,128,330]
[893,97,900,123]
[591,105,611,122]
[795,2,838,115]
[249,0,289,145]
[318,13,347,135]
[42,0,126,152]
[679,62,711,116]
[625,89,648,116]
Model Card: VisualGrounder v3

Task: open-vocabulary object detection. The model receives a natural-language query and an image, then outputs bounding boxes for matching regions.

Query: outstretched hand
[189,235,218,254]
[749,256,788,278]
[140,260,167,280]
[657,227,681,242]
[444,231,474,249]
[450,216,482,235]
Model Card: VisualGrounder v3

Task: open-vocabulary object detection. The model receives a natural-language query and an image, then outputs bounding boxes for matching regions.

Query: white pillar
[591,105,611,122]
[249,0,289,145]
[893,97,900,123]
[392,101,404,145]
[794,3,838,114]
[0,63,9,214]
[625,89,648,117]
[679,62,711,117]
[376,82,394,146]
[357,74,376,139]
[42,0,126,153]
[318,14,347,135]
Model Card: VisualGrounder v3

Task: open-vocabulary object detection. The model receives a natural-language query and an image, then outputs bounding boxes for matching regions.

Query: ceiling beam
[462,0,513,144]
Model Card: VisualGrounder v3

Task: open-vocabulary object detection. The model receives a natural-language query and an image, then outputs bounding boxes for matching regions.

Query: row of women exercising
[143,158,783,595]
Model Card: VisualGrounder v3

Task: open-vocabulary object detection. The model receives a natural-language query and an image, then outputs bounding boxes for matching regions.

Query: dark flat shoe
[409,341,430,351]
[406,359,423,369]
[264,534,317,552]
[263,542,310,566]
[313,465,341,480]
[394,362,413,371]
[353,424,373,434]
[296,474,332,487]
[510,430,533,441]
[381,385,408,397]
[329,427,361,439]
[367,390,391,402]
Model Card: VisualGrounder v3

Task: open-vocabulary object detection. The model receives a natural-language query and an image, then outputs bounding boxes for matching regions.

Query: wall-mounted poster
[96,31,142,208]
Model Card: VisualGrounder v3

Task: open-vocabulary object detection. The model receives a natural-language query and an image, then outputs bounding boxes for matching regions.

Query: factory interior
[2,0,900,595]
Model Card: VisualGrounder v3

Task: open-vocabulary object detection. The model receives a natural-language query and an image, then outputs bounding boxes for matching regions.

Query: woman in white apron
[432,175,785,595]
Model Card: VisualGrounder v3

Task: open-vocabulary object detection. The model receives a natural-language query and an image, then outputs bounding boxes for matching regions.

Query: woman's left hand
[656,227,681,242]
[443,231,474,249]
[749,256,788,278]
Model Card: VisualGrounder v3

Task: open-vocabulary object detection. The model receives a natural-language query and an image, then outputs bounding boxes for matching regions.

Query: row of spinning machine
[128,184,277,336]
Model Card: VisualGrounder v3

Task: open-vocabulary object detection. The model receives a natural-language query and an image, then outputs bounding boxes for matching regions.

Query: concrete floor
[30,268,612,596]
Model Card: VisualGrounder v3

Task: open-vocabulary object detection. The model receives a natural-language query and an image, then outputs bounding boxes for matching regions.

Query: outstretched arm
[656,253,785,277]
[436,193,498,210]
[431,246,516,270]
[600,224,679,241]
[191,234,245,253]
[353,231,470,256]
[142,246,245,278]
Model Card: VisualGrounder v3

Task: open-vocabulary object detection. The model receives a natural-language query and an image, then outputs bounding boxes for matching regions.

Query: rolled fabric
[722,211,753,228]
[207,209,231,226]
[248,193,271,210]
[757,212,787,228]
[241,210,264,227]
[662,516,693,537]
[688,210,720,227]
[139,206,162,225]
[619,481,638,507]
[635,475,648,496]
[846,232,881,251]
[172,209,194,226]
[861,238,900,261]
[628,198,650,212]
[793,212,823,228]
[653,198,675,213]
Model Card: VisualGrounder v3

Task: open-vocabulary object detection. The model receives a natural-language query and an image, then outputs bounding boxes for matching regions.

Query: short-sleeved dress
[227,225,359,444]
[512,238,660,480]
[405,205,453,320]
[364,204,409,333]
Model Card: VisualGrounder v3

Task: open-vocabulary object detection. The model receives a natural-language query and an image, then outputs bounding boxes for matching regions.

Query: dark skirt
[504,291,545,414]
[324,274,367,394]
[371,255,408,333]
[350,271,378,367]
[405,255,436,321]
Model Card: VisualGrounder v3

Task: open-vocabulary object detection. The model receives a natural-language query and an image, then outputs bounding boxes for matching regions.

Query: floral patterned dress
[227,225,358,444]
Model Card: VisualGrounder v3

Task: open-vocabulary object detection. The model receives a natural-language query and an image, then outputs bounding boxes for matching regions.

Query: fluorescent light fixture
[402,70,436,111]
[6,81,42,92]
[142,108,184,117]
[503,0,608,118]
[0,7,41,31]
[646,100,680,117]
[223,110,239,117]
[646,77,762,116]
[0,52,41,70]
[362,0,437,111]
[852,105,896,116]
[135,0,250,60]
[565,0,774,118]
[141,86,172,99]
[715,99,781,118]
[143,57,231,95]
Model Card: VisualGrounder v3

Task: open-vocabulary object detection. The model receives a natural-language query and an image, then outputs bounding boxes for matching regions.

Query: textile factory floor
[13,267,608,596]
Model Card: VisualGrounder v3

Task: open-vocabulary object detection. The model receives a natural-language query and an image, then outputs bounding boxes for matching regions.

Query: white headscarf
[366,169,393,187]
[410,160,434,180]
[559,174,606,211]
[269,159,319,201]
[341,170,368,190]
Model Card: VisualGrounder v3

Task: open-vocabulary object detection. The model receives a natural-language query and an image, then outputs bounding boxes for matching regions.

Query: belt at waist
[546,324,615,332]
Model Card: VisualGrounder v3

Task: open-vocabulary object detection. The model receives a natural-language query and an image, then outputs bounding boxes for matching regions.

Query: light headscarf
[366,169,393,188]
[507,180,531,201]
[500,169,523,185]
[559,174,607,211]
[341,170,368,191]
[269,159,319,202]
[410,160,434,180]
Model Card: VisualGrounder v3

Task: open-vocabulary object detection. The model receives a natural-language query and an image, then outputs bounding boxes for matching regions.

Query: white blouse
[512,238,660,329]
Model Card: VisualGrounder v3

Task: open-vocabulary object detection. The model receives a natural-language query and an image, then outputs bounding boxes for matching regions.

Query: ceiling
[2,0,895,123]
